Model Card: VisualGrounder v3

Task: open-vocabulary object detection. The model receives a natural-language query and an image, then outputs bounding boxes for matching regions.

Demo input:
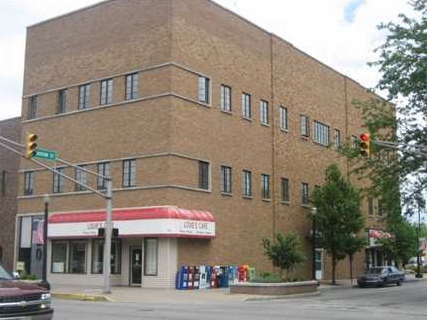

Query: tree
[262,232,306,279]
[343,236,366,283]
[311,164,365,285]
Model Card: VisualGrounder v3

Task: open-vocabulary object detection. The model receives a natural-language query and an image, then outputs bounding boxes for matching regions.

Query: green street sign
[34,148,57,161]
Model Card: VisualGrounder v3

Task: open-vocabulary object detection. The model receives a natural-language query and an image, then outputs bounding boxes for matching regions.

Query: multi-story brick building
[13,0,389,287]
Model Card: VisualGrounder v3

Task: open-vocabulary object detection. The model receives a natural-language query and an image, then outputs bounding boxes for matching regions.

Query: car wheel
[396,280,401,286]
[358,284,365,288]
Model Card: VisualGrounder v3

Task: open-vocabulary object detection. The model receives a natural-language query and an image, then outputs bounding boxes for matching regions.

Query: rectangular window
[144,238,158,276]
[280,106,288,131]
[378,199,383,218]
[78,84,90,109]
[51,241,68,273]
[100,79,113,105]
[220,85,231,112]
[24,172,34,196]
[53,168,64,193]
[368,197,374,217]
[122,159,136,188]
[198,76,210,103]
[221,166,232,193]
[300,115,309,137]
[351,135,358,149]
[198,161,209,190]
[242,170,252,197]
[57,89,67,114]
[261,174,270,199]
[75,166,87,191]
[334,129,341,150]
[1,170,6,197]
[68,241,86,273]
[242,93,251,118]
[125,73,138,100]
[281,178,289,202]
[97,162,110,190]
[313,121,330,146]
[91,239,121,274]
[302,182,309,205]
[28,96,37,120]
[260,100,269,125]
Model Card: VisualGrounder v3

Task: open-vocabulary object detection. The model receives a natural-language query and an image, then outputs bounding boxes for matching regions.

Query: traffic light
[25,133,38,159]
[359,133,370,158]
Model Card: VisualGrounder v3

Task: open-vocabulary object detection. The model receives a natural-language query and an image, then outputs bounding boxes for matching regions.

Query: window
[125,73,138,100]
[220,85,231,112]
[198,161,209,190]
[242,93,251,118]
[281,178,289,202]
[100,79,113,105]
[280,106,288,131]
[51,240,87,274]
[300,115,309,137]
[69,241,86,273]
[1,170,6,197]
[378,199,383,218]
[97,162,110,190]
[242,170,252,197]
[24,172,34,196]
[51,241,68,273]
[368,197,374,217]
[144,238,158,276]
[57,89,67,114]
[122,159,136,188]
[313,121,330,146]
[78,84,90,109]
[261,174,270,199]
[221,166,232,193]
[28,96,37,120]
[334,129,341,150]
[302,182,309,205]
[75,166,87,191]
[260,100,269,125]
[53,168,64,193]
[91,239,121,274]
[198,76,210,103]
[351,135,358,149]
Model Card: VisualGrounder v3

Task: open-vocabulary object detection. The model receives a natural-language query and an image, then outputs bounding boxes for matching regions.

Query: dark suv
[0,263,53,319]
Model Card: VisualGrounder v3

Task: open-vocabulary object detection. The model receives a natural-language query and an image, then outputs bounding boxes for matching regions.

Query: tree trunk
[349,254,353,285]
[332,256,337,285]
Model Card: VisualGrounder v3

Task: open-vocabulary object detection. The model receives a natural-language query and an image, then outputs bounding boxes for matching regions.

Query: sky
[0,0,414,121]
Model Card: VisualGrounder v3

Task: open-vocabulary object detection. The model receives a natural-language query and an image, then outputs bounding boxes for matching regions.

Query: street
[52,281,427,320]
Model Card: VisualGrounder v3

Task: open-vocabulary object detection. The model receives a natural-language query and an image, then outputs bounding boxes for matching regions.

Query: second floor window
[24,172,34,196]
[221,166,232,193]
[220,85,231,112]
[261,174,270,199]
[28,96,37,120]
[75,166,87,191]
[260,100,269,125]
[334,129,341,150]
[57,89,67,114]
[97,162,110,190]
[378,199,384,218]
[242,170,252,197]
[53,168,64,193]
[280,106,288,131]
[78,84,90,109]
[198,76,209,104]
[198,161,209,190]
[313,121,329,146]
[368,197,374,217]
[125,73,138,100]
[302,182,309,205]
[242,93,251,118]
[300,115,309,137]
[281,178,289,202]
[100,79,113,105]
[122,159,136,188]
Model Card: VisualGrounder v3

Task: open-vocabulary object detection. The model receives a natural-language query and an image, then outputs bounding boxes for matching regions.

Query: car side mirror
[12,272,20,279]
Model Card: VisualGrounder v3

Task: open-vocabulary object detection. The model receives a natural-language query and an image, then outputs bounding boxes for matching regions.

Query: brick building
[13,0,389,287]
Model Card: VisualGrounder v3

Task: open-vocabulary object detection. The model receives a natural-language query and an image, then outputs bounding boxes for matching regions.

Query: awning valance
[48,206,215,239]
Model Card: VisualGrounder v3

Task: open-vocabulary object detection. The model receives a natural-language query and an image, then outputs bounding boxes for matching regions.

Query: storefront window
[69,241,86,273]
[51,241,67,273]
[91,239,121,274]
[144,238,158,276]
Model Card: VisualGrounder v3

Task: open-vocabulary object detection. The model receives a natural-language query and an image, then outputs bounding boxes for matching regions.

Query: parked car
[0,263,53,319]
[407,256,427,268]
[357,266,405,288]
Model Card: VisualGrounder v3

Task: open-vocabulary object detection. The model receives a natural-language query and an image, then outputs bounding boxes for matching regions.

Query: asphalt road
[52,281,427,320]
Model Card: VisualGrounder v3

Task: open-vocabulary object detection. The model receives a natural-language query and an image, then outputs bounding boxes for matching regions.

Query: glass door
[130,247,142,286]
[315,249,323,280]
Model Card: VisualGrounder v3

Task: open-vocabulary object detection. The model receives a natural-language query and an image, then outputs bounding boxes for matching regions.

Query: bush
[250,272,282,283]
[405,265,427,273]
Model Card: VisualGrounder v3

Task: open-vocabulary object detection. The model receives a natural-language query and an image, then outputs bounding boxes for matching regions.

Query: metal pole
[42,195,50,290]
[103,179,113,294]
[311,207,317,281]
[416,202,423,278]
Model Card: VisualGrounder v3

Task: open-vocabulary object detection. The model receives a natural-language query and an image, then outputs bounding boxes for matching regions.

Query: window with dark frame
[125,73,138,100]
[24,171,34,196]
[68,241,86,273]
[144,238,158,276]
[28,96,37,120]
[91,239,121,274]
[368,197,374,217]
[53,168,64,193]
[122,159,136,188]
[281,178,289,202]
[242,93,251,118]
[300,115,309,137]
[302,182,309,205]
[75,166,87,191]
[313,121,330,146]
[261,174,270,199]
[334,129,341,150]
[97,162,110,190]
[220,85,231,112]
[100,79,113,105]
[378,199,384,218]
[78,84,90,109]
[242,170,252,197]
[198,76,210,103]
[260,100,269,125]
[221,166,232,193]
[280,106,288,131]
[198,161,209,190]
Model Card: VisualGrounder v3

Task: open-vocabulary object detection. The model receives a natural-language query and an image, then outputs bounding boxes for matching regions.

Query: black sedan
[357,266,405,288]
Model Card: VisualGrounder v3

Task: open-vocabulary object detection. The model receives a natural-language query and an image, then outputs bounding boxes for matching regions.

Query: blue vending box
[181,266,189,290]
[175,269,182,289]
[193,266,200,290]
[199,265,208,290]
[227,266,234,286]
[219,266,229,288]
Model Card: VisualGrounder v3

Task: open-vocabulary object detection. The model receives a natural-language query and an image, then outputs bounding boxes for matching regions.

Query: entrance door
[130,247,142,286]
[315,249,323,280]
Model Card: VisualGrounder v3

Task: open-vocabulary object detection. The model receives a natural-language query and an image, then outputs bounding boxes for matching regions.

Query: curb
[52,292,113,302]
[244,291,320,301]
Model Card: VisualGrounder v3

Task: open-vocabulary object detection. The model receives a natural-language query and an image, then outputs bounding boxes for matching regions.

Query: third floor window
[53,168,64,193]
[302,182,309,205]
[24,172,34,196]
[97,162,110,190]
[57,89,67,114]
[125,73,138,100]
[220,85,231,112]
[281,178,289,202]
[198,161,209,190]
[122,159,136,188]
[28,96,37,120]
[100,79,113,105]
[75,166,87,191]
[313,121,329,146]
[260,100,269,125]
[78,84,90,109]
[242,93,251,118]
[198,76,210,104]
[242,170,252,197]
[221,166,232,194]
[280,106,288,131]
[334,129,341,150]
[300,115,309,137]
[261,174,270,199]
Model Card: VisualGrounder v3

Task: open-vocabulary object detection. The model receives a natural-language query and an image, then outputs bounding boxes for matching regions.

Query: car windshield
[367,267,385,274]
[0,263,13,280]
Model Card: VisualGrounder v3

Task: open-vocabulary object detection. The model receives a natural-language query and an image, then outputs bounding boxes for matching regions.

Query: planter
[229,280,318,296]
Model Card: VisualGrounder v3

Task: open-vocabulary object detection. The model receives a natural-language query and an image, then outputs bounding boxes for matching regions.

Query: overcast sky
[0,0,413,121]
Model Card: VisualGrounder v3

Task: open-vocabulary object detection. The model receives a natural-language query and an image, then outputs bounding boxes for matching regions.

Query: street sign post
[34,148,56,161]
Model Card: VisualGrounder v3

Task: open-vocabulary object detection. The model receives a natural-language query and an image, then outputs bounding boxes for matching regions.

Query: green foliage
[250,271,282,283]
[19,273,38,280]
[311,164,365,284]
[262,232,306,278]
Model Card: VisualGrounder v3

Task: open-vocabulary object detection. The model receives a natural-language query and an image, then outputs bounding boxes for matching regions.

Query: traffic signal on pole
[25,133,38,159]
[359,133,370,158]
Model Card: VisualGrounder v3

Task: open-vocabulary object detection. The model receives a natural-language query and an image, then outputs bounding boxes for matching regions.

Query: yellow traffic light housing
[25,133,38,159]
[359,133,370,158]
